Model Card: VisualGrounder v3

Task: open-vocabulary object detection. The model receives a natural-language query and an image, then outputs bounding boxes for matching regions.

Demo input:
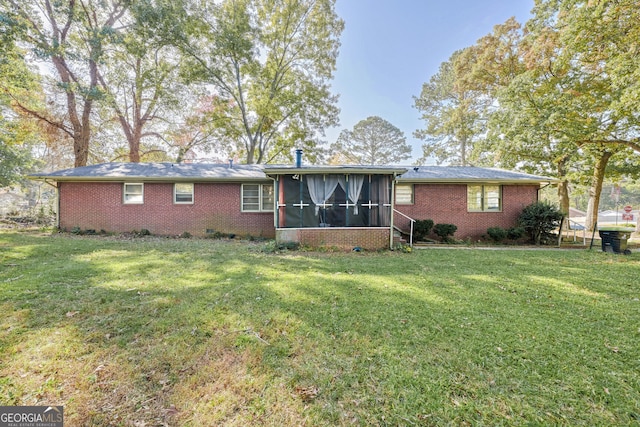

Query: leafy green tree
[0,129,34,187]
[0,38,39,184]
[516,0,640,229]
[97,5,191,163]
[0,0,129,167]
[329,116,411,165]
[157,0,343,164]
[413,48,489,166]
[467,2,640,231]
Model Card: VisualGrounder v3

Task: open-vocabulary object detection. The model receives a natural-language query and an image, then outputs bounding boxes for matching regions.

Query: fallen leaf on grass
[66,311,79,317]
[295,385,319,402]
[164,405,178,416]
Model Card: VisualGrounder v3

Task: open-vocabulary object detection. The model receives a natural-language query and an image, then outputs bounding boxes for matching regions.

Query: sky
[326,0,536,164]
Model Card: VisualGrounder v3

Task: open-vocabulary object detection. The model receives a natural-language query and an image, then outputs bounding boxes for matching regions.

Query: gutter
[396,178,560,185]
[27,176,272,183]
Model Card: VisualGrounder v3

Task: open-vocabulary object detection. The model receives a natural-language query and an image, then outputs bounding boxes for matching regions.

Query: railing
[393,209,416,247]
[559,218,587,245]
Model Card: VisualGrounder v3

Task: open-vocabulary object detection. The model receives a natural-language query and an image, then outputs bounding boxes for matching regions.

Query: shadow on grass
[1,232,639,425]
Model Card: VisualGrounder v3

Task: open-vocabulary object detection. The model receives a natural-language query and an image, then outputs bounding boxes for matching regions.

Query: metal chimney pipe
[295,149,303,168]
[228,159,233,168]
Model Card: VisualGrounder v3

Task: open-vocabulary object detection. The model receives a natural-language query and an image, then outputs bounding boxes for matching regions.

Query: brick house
[31,162,555,249]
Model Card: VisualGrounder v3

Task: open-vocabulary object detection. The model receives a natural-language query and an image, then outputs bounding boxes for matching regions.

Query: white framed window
[468,185,502,212]
[242,183,274,212]
[123,183,144,204]
[395,184,414,204]
[174,183,194,204]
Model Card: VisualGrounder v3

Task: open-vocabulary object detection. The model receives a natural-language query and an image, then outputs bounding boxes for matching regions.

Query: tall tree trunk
[585,150,613,231]
[73,128,90,167]
[460,135,467,166]
[556,156,570,230]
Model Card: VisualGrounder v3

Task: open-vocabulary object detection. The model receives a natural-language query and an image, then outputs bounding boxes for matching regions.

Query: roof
[397,166,557,184]
[29,162,556,185]
[29,162,270,182]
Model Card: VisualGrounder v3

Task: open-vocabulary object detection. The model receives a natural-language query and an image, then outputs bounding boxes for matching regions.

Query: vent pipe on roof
[228,159,233,169]
[295,149,303,168]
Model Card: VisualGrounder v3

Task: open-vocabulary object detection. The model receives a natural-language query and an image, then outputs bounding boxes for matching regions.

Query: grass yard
[1,230,639,426]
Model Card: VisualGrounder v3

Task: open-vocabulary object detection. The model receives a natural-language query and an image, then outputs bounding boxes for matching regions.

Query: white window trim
[123,183,144,204]
[395,183,414,205]
[174,183,194,204]
[467,184,502,212]
[241,183,273,212]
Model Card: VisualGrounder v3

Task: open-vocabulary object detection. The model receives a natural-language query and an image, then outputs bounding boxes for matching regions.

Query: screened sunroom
[263,165,407,249]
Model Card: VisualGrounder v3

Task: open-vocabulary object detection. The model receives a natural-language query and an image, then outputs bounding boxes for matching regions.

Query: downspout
[389,177,396,249]
[536,182,551,202]
[273,176,279,229]
[537,182,551,202]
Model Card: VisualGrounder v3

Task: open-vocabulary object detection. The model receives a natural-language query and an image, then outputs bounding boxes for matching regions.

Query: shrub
[392,242,412,253]
[433,223,457,243]
[414,219,434,241]
[487,226,507,242]
[518,202,563,245]
[507,226,525,240]
[179,231,192,238]
[260,240,300,253]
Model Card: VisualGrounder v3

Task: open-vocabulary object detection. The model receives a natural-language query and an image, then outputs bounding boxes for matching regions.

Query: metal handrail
[561,218,587,245]
[393,209,416,247]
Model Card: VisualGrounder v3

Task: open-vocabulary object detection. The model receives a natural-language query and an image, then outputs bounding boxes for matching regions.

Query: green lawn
[1,230,639,426]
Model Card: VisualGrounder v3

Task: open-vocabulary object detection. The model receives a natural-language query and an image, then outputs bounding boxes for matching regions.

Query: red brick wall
[57,181,538,242]
[58,182,274,238]
[277,227,390,250]
[395,184,539,240]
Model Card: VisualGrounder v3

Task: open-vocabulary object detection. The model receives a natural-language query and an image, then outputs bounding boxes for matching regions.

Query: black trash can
[599,229,632,254]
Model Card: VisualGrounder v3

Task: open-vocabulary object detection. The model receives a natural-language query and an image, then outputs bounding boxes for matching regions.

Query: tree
[467,3,640,231]
[0,125,34,186]
[413,48,489,166]
[163,0,343,164]
[1,0,129,167]
[0,36,39,185]
[519,0,640,230]
[97,5,188,163]
[165,95,230,163]
[329,116,411,165]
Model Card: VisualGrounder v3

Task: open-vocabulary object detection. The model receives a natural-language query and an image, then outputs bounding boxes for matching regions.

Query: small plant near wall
[258,240,300,253]
[433,223,457,243]
[392,242,412,253]
[507,226,525,241]
[414,219,434,241]
[487,227,508,243]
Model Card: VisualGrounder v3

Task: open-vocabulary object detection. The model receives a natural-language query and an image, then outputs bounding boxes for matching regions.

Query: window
[124,183,144,204]
[468,185,502,212]
[242,183,274,212]
[174,183,194,204]
[395,184,413,204]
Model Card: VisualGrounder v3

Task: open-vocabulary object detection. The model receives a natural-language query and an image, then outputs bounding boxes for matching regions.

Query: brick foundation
[277,227,391,250]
